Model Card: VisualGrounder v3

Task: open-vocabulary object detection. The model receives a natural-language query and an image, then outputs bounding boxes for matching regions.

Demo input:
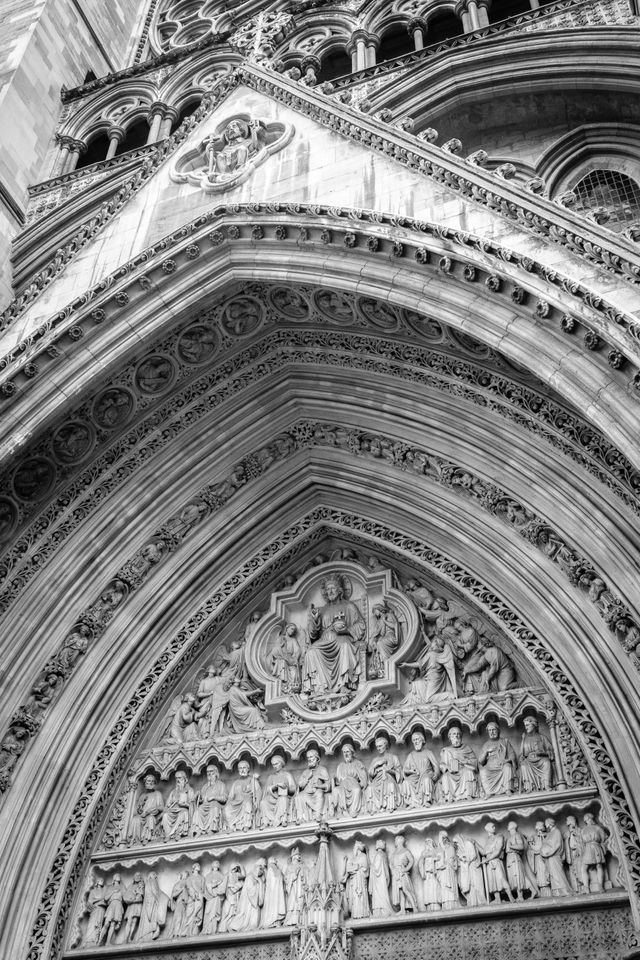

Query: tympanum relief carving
[171,116,294,194]
[64,558,624,954]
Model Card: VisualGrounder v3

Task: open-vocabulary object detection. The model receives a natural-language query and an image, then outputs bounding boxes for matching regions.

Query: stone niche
[66,558,626,957]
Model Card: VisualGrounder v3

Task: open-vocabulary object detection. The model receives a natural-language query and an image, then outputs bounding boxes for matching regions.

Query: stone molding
[21,507,640,960]
[0,318,638,625]
[1,206,637,397]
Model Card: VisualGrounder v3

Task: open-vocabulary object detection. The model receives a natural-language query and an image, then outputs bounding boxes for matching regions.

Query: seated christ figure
[302,575,366,697]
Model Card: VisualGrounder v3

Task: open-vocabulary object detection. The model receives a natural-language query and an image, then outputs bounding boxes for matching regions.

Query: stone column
[529,0,540,8]
[159,107,179,139]
[146,102,166,144]
[65,138,86,173]
[455,0,474,31]
[467,0,481,29]
[347,30,371,72]
[54,134,73,176]
[365,37,378,68]
[408,18,427,50]
[105,127,125,161]
[477,1,490,26]
[545,699,567,791]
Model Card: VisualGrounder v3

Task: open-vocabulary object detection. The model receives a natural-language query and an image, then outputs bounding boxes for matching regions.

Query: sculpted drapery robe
[402,747,439,806]
[333,756,367,817]
[219,869,245,932]
[478,736,517,797]
[342,849,371,919]
[541,826,572,896]
[439,743,478,801]
[192,779,227,835]
[136,873,169,942]
[519,729,554,792]
[201,868,226,935]
[369,847,393,917]
[366,750,402,813]
[262,861,286,927]
[229,868,265,931]
[303,597,365,695]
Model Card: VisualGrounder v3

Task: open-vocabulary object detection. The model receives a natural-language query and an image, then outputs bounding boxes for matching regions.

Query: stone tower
[1,2,640,960]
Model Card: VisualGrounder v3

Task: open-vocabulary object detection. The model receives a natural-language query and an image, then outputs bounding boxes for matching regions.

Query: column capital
[346,29,377,54]
[107,126,126,143]
[55,133,75,149]
[407,17,427,34]
[301,54,321,74]
[69,138,87,155]
[147,100,169,123]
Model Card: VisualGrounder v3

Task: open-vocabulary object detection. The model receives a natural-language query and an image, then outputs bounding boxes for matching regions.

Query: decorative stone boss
[171,115,294,194]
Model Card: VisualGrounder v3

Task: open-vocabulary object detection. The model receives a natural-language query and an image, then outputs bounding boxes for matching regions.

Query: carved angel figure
[270,622,303,693]
[368,602,400,678]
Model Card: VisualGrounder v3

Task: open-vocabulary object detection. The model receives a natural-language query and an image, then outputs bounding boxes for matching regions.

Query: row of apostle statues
[79,813,614,947]
[121,719,559,847]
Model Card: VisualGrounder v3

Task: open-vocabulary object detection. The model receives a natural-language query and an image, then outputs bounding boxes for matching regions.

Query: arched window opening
[425,10,463,44]
[488,0,532,23]
[116,118,150,155]
[316,47,352,83]
[75,132,110,170]
[172,98,202,132]
[377,23,414,62]
[573,169,640,231]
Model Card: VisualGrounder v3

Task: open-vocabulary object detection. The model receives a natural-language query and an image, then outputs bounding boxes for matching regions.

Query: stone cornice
[3,63,640,342]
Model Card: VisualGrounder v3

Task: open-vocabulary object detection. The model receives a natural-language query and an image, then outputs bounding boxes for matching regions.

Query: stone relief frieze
[171,117,294,194]
[23,511,638,960]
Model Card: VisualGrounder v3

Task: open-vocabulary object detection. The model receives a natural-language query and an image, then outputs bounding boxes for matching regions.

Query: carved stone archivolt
[61,558,622,955]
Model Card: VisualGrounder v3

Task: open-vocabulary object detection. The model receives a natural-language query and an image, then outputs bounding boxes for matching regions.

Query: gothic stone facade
[1,2,640,960]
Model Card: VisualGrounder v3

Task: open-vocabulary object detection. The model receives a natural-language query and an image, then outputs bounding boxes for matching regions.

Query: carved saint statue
[122,873,145,941]
[519,716,554,792]
[506,821,538,901]
[162,771,196,839]
[369,839,393,917]
[580,813,608,892]
[480,824,513,903]
[453,835,486,907]
[418,838,441,911]
[540,817,572,896]
[341,841,371,919]
[478,722,517,797]
[219,866,245,932]
[439,726,479,802]
[331,742,367,818]
[129,774,164,844]
[225,760,261,832]
[83,878,106,945]
[182,864,205,937]
[100,874,124,945]
[527,821,551,897]
[462,636,517,692]
[368,602,400,678]
[296,748,330,822]
[137,872,169,942]
[436,831,459,910]
[259,754,296,828]
[390,835,418,913]
[564,815,585,893]
[366,734,402,814]
[302,573,366,698]
[401,634,457,704]
[202,861,226,935]
[229,858,266,931]
[402,731,439,807]
[284,847,305,926]
[262,857,287,927]
[192,763,227,836]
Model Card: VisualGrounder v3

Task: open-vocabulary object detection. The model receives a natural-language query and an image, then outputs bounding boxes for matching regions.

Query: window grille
[573,169,640,231]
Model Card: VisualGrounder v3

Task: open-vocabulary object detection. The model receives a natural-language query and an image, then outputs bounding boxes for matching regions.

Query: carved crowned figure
[302,573,366,698]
